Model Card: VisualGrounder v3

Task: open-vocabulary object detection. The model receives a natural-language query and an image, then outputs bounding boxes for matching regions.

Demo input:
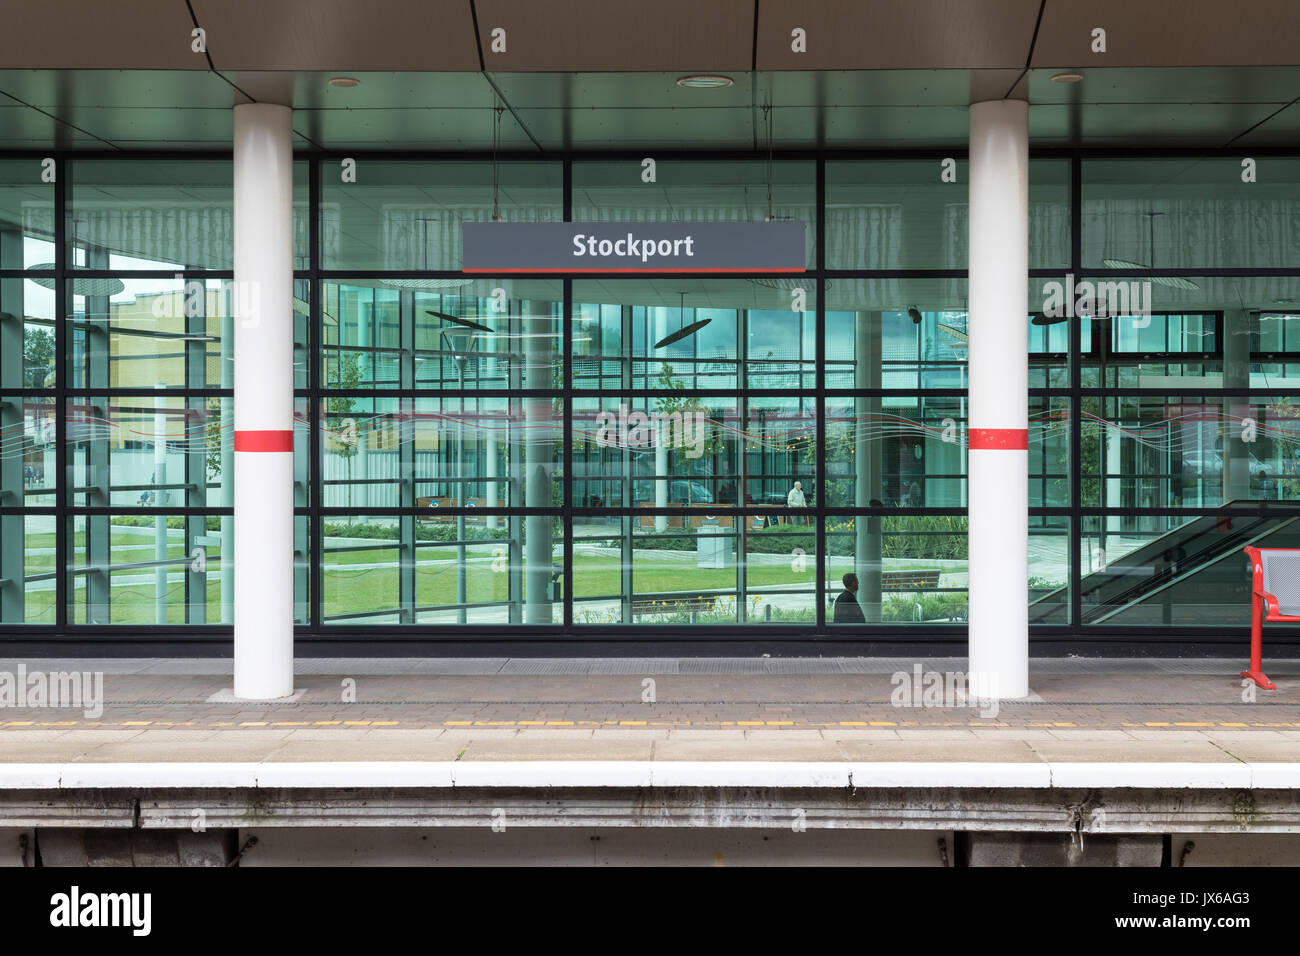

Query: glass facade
[3,151,1300,646]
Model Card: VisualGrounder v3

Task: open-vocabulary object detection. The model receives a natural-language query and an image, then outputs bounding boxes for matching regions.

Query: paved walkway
[0,658,1297,771]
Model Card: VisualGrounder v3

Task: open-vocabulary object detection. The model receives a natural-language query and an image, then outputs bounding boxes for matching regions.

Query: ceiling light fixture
[426,309,493,333]
[654,292,712,349]
[1051,73,1084,84]
[28,267,125,297]
[329,77,360,88]
[676,74,733,89]
[385,278,474,291]
[749,277,830,292]
[1102,211,1200,290]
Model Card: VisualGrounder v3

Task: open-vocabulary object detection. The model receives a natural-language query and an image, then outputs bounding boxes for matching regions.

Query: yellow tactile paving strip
[5,718,1300,729]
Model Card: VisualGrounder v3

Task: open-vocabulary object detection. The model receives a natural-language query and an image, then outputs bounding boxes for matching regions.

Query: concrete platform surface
[0,658,1295,784]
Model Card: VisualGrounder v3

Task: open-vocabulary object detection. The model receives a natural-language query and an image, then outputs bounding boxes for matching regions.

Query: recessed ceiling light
[676,74,733,89]
[1051,73,1084,84]
[329,76,360,88]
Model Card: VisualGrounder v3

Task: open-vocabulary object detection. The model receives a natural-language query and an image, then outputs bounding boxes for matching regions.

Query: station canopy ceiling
[2,0,1299,150]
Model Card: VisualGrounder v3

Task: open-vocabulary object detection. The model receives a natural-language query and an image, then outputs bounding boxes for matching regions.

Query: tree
[1266,397,1300,500]
[653,363,726,502]
[22,326,54,388]
[205,397,223,482]
[326,353,363,507]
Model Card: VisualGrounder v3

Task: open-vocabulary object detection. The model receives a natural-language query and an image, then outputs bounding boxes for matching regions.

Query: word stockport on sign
[462,221,805,273]
[574,232,696,262]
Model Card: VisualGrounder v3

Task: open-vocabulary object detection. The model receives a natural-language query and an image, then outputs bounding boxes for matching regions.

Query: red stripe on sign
[462,267,806,274]
[234,430,294,453]
[969,428,1028,450]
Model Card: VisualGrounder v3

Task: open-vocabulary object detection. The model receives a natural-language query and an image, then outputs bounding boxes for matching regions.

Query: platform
[0,656,1297,822]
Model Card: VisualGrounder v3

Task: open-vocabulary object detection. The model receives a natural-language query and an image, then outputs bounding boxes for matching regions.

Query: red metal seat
[1241,546,1298,690]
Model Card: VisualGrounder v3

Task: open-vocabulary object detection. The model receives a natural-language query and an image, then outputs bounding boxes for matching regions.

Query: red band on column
[234,429,294,452]
[969,428,1028,450]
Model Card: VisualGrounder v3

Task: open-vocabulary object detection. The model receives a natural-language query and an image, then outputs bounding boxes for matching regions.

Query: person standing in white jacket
[786,480,807,524]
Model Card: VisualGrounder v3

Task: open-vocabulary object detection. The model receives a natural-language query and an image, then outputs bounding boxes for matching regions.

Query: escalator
[1030,502,1300,625]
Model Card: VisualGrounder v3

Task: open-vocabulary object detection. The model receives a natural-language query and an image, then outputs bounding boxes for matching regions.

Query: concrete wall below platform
[238,826,954,867]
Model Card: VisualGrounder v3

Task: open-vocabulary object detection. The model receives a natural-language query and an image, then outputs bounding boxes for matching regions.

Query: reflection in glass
[65,512,230,624]
[573,279,814,390]
[323,279,563,390]
[0,395,56,506]
[1,279,57,389]
[825,159,1069,270]
[321,160,562,271]
[0,159,56,270]
[1078,511,1300,626]
[570,521,817,626]
[824,514,968,625]
[1082,158,1300,270]
[65,159,310,270]
[0,515,56,624]
[824,279,972,389]
[573,159,816,266]
[1082,394,1300,510]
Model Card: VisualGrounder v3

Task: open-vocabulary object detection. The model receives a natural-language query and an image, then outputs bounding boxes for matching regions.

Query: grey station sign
[462,221,806,273]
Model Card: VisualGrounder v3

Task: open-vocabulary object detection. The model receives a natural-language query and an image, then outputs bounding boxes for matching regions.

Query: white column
[967,99,1029,700]
[233,103,295,699]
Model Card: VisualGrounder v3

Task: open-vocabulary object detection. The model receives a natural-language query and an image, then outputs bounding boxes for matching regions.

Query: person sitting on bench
[833,572,865,624]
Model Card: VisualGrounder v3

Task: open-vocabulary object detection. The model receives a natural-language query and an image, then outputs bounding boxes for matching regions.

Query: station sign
[462,221,805,273]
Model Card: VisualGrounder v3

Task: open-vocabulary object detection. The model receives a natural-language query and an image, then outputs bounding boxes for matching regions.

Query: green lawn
[14,526,965,624]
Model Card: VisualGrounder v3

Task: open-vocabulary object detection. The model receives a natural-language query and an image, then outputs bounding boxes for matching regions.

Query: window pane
[0,515,57,624]
[1,395,56,506]
[322,278,563,390]
[1,280,57,388]
[1080,513,1294,627]
[573,159,816,267]
[321,160,562,271]
[66,512,230,624]
[1083,158,1300,270]
[826,160,967,270]
[573,278,813,390]
[66,395,240,508]
[0,159,56,269]
[825,278,970,389]
[824,514,968,625]
[65,159,309,271]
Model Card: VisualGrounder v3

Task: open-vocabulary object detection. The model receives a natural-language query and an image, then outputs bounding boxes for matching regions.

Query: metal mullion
[814,153,826,629]
[67,508,232,516]
[54,154,67,628]
[65,270,234,280]
[822,269,968,280]
[1069,154,1084,636]
[309,154,323,632]
[562,272,573,628]
[21,143,1300,651]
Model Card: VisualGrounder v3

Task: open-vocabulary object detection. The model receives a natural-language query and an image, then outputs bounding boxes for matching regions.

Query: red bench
[1242,546,1295,690]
